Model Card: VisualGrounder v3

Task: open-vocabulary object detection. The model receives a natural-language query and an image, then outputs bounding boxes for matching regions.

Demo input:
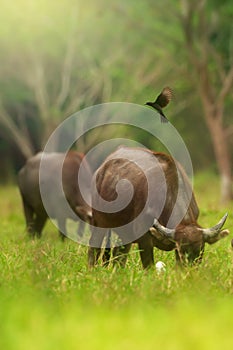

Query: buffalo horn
[201,213,228,238]
[152,218,175,239]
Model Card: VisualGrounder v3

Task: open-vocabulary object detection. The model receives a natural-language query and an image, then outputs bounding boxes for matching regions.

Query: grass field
[0,174,233,350]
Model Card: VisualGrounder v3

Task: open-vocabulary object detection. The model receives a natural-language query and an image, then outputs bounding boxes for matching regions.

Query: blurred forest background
[0,0,232,203]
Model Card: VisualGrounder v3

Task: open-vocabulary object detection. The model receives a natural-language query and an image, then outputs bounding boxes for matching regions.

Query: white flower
[155,261,166,274]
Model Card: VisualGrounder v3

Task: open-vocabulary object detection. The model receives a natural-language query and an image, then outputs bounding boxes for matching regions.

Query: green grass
[0,175,233,350]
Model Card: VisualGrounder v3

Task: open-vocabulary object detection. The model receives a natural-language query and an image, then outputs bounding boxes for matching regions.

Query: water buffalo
[18,151,92,239]
[88,146,229,268]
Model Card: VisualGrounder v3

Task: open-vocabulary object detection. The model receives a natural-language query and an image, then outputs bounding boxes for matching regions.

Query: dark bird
[145,86,173,123]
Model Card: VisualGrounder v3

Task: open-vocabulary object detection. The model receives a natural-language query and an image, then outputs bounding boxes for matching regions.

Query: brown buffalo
[88,146,229,268]
[18,151,92,239]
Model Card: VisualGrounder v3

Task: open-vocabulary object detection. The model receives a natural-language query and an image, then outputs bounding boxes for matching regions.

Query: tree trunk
[180,0,233,204]
[205,114,233,204]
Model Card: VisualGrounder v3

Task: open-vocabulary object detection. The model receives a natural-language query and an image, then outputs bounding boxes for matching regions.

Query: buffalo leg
[88,228,109,268]
[137,232,154,269]
[77,220,85,238]
[112,243,132,267]
[21,197,36,237]
[57,218,67,241]
[34,214,47,238]
[102,230,112,266]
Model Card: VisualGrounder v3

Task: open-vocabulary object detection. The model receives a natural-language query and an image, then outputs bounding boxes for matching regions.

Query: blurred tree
[0,0,171,158]
[179,0,233,203]
[0,104,34,159]
[0,0,232,197]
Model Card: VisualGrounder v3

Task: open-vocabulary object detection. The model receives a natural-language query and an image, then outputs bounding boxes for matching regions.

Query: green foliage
[0,0,232,182]
[0,183,233,349]
[207,0,233,67]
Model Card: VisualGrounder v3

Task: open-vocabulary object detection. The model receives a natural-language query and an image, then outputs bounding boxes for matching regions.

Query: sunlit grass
[0,174,233,349]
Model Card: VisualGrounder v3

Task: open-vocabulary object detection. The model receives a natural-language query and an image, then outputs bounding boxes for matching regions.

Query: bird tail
[160,114,168,123]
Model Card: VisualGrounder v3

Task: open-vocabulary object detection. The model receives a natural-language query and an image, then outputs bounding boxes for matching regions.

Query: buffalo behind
[18,151,92,239]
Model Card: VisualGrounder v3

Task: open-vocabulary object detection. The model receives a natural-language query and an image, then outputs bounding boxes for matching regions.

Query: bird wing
[155,87,173,108]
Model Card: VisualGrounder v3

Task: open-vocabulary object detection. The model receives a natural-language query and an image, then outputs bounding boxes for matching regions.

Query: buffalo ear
[75,206,92,222]
[75,206,86,217]
[203,229,229,244]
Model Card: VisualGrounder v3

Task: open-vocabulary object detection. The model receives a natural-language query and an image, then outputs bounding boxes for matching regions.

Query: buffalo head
[150,213,229,264]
